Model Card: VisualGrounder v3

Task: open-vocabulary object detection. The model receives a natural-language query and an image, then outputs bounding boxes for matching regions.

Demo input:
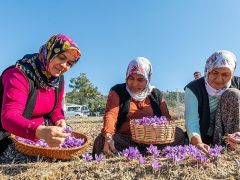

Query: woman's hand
[226,132,240,150]
[195,143,210,155]
[55,119,66,128]
[35,125,70,147]
[103,133,117,156]
[191,136,210,155]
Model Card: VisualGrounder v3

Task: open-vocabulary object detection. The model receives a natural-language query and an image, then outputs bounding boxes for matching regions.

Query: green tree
[65,73,106,113]
[162,91,185,120]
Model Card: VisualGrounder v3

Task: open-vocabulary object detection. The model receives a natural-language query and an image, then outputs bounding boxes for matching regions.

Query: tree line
[65,73,185,117]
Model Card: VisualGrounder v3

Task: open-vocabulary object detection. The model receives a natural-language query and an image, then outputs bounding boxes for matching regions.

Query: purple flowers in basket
[16,127,85,148]
[59,136,85,148]
[16,137,49,147]
[132,116,171,126]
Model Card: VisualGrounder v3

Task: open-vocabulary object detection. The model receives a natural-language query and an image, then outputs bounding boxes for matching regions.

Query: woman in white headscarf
[185,50,240,154]
[93,57,185,156]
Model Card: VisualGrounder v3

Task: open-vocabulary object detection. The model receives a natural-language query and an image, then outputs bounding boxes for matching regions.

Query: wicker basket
[130,120,176,144]
[10,132,89,160]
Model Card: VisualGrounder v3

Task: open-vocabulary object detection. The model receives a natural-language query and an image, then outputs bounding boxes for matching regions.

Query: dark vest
[186,76,240,144]
[111,83,163,130]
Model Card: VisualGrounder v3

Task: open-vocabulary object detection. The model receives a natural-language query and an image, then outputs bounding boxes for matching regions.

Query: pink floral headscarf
[126,57,154,101]
[16,34,81,89]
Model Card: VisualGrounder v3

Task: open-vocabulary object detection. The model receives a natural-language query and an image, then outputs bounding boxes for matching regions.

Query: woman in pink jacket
[0,34,81,163]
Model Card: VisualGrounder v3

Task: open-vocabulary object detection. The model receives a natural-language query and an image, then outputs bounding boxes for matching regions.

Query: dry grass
[0,117,240,180]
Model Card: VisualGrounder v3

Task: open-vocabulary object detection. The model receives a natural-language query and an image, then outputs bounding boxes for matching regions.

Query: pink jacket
[1,67,64,140]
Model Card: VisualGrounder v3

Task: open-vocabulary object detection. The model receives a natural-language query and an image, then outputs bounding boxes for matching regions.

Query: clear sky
[1,1,240,95]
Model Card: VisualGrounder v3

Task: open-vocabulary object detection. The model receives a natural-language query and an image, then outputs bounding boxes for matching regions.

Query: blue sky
[1,1,240,95]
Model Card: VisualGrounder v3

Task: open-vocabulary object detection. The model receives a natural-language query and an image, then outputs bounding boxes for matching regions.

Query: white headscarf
[125,57,155,101]
[204,50,237,97]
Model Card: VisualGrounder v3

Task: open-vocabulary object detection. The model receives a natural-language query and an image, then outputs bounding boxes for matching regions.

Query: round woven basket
[130,120,176,144]
[10,132,89,160]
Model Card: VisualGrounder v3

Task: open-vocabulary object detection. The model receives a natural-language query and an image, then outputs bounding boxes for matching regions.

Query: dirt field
[0,117,239,180]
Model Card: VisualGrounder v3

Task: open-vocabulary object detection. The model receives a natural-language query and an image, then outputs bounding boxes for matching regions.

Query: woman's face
[48,51,76,77]
[127,73,147,93]
[207,67,232,90]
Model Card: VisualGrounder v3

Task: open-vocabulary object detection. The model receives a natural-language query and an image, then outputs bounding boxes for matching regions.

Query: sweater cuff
[25,121,42,140]
[101,128,115,136]
[51,114,65,124]
[188,132,201,142]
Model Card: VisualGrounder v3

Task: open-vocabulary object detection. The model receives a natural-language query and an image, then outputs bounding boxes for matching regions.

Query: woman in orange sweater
[93,57,185,156]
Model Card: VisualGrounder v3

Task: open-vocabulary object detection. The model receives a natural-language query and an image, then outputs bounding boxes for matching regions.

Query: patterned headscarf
[126,57,154,101]
[16,34,81,89]
[204,50,237,97]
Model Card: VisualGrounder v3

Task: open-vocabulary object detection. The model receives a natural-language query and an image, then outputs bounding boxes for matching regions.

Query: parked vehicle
[80,105,90,116]
[65,109,84,117]
[64,104,90,117]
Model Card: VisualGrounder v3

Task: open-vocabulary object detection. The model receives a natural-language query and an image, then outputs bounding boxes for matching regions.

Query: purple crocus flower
[139,155,146,165]
[151,159,161,170]
[133,116,169,126]
[95,154,104,162]
[187,145,200,156]
[162,146,187,163]
[146,145,160,158]
[61,136,84,148]
[158,145,224,164]
[208,145,224,158]
[194,152,209,163]
[122,147,140,161]
[63,126,72,133]
[16,134,85,148]
[82,152,93,161]
[37,139,48,147]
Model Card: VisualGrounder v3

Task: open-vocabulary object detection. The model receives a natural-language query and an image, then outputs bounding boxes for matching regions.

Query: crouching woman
[185,50,240,154]
[93,57,185,156]
[0,34,81,162]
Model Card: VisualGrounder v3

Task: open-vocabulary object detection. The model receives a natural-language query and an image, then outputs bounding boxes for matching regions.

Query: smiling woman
[0,34,81,162]
[185,50,240,154]
[48,51,77,77]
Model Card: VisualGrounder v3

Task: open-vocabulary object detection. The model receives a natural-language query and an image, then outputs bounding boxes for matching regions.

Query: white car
[65,110,85,117]
[64,105,90,117]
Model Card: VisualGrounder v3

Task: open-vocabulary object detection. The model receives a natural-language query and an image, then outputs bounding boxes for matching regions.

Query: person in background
[185,50,240,154]
[0,34,81,162]
[193,71,202,80]
[93,57,185,156]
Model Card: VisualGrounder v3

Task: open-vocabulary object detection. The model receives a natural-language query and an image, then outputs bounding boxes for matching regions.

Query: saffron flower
[162,145,224,164]
[151,159,161,170]
[139,155,147,165]
[60,136,84,148]
[208,145,224,158]
[132,116,170,126]
[95,154,104,162]
[63,126,72,133]
[16,128,85,148]
[82,152,93,161]
[122,147,141,161]
[146,144,160,158]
